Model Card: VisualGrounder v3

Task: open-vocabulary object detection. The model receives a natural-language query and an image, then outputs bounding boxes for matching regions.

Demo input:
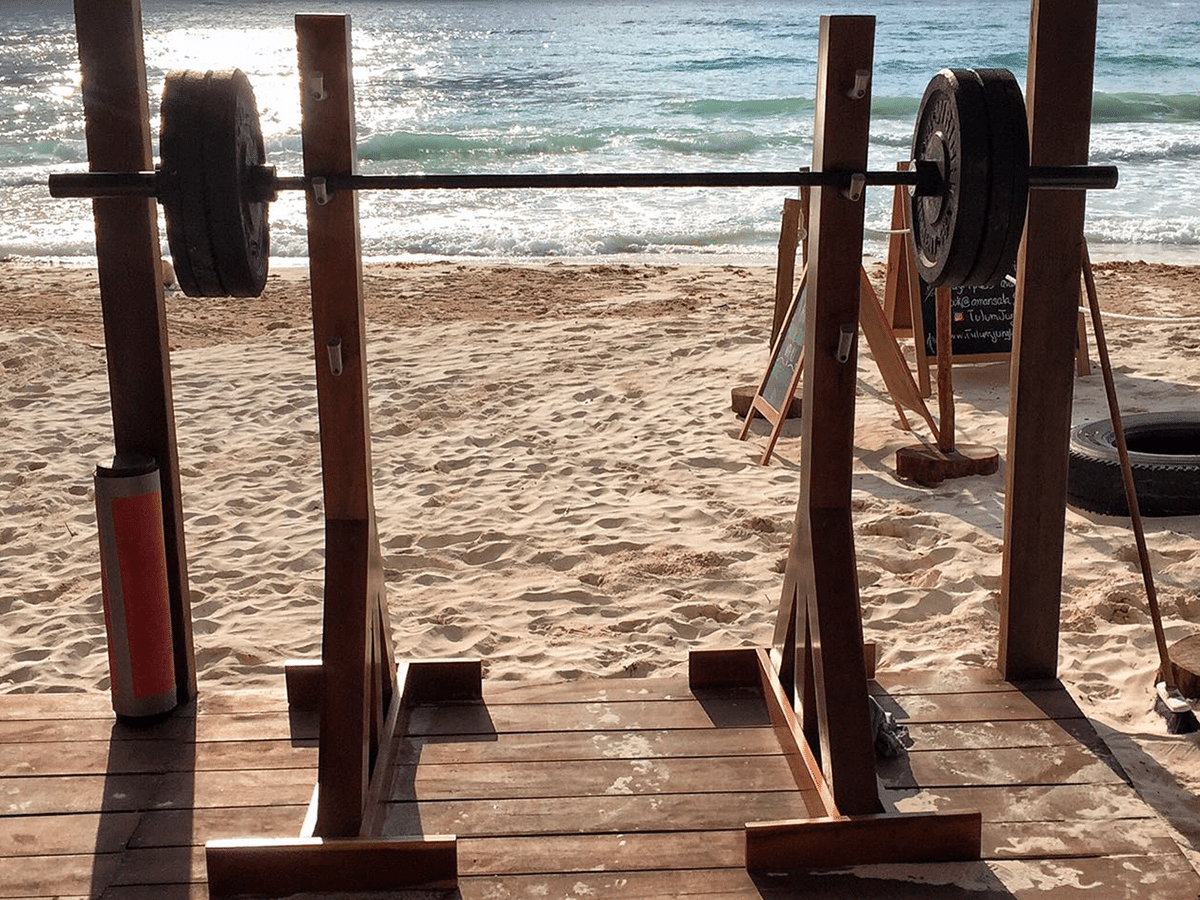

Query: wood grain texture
[72,0,196,705]
[791,14,881,815]
[295,14,398,839]
[745,810,982,870]
[205,836,457,897]
[999,0,1099,680]
[1,672,1196,898]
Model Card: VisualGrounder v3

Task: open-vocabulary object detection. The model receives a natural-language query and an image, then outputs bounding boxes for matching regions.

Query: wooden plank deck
[1,667,1196,898]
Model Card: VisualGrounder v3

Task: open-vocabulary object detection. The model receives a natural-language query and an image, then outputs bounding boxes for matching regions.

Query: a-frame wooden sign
[739,267,808,464]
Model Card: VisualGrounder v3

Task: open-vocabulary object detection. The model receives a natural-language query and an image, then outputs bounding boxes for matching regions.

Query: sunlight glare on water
[1,0,1199,263]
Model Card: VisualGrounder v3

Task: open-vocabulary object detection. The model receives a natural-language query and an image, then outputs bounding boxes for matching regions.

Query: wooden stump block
[732,384,801,419]
[895,443,1000,487]
[1158,634,1200,700]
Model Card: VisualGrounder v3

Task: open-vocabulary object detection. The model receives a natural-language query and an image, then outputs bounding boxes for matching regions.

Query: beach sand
[1,256,1198,873]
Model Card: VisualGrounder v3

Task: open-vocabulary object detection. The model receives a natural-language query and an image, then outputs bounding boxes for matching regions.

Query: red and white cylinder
[95,457,177,718]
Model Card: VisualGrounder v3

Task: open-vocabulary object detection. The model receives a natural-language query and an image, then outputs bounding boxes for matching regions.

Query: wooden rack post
[206,15,462,897]
[749,17,981,871]
[73,0,196,706]
[293,13,398,840]
[771,197,805,348]
[882,173,919,340]
[999,0,1099,680]
[782,14,881,816]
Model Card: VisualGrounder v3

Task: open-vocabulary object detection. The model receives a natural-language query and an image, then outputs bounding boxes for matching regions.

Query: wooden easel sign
[739,268,807,464]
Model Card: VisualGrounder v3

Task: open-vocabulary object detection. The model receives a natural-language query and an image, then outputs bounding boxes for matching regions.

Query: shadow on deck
[1,662,1196,898]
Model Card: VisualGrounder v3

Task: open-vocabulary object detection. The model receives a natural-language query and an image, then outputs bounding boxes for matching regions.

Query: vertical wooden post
[935,287,956,453]
[771,198,804,347]
[999,0,1098,680]
[791,15,881,815]
[73,0,196,704]
[297,14,397,837]
[882,177,917,338]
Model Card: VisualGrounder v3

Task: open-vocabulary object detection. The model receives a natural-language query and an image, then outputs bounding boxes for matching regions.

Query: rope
[1081,308,1200,324]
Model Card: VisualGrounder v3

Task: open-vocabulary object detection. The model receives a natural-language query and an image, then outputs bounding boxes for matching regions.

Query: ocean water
[2,0,1199,264]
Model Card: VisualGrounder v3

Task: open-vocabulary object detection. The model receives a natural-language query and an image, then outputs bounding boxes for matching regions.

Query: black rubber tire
[1067,412,1200,517]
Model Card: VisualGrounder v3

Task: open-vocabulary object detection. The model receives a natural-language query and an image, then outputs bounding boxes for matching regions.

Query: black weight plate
[910,69,991,288]
[969,68,1029,287]
[201,69,269,297]
[160,69,269,297]
[161,71,224,296]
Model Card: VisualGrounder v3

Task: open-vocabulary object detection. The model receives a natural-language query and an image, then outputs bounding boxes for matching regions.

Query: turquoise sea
[2,0,1199,263]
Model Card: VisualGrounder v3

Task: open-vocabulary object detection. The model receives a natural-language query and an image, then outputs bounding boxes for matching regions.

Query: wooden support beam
[688,647,763,689]
[745,809,982,870]
[72,0,196,705]
[771,198,805,347]
[752,647,839,818]
[205,835,457,897]
[314,519,383,836]
[790,14,881,816]
[296,13,397,838]
[999,0,1099,680]
[286,657,483,719]
[882,176,918,339]
[296,14,375,523]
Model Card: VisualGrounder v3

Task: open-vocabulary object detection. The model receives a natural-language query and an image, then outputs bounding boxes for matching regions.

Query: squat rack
[69,0,1100,894]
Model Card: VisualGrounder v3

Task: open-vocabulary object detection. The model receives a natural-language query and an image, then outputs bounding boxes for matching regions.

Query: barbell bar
[47,66,1118,297]
[48,164,1115,200]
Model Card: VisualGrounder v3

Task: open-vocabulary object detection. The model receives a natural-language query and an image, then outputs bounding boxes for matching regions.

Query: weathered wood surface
[73,0,196,707]
[2,669,1198,898]
[790,12,881,818]
[999,0,1100,680]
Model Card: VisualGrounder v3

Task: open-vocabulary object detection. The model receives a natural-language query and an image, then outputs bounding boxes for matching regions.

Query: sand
[1,256,1198,873]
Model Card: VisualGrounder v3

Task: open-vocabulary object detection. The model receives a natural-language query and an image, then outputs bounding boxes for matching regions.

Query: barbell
[49,67,1117,298]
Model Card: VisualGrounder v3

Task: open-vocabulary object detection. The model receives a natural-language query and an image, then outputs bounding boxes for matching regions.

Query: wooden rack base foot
[689,647,982,872]
[896,442,1000,487]
[204,657,483,898]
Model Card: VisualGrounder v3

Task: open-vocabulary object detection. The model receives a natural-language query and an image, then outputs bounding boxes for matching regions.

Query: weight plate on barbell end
[160,71,222,296]
[910,69,991,288]
[969,68,1030,287]
[160,69,269,297]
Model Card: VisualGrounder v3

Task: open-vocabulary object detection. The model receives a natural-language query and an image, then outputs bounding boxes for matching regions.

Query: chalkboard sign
[919,279,1015,358]
[762,282,807,413]
[739,269,807,465]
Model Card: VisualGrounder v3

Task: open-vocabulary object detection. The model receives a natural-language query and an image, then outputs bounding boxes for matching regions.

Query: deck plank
[394,754,799,801]
[0,811,140,857]
[752,855,1200,899]
[0,739,315,777]
[459,829,747,876]
[383,790,819,837]
[885,782,1154,822]
[407,695,773,735]
[0,852,121,899]
[870,669,1062,695]
[880,745,1128,790]
[1,671,1196,899]
[398,726,781,765]
[461,868,763,899]
[875,689,1086,724]
[129,806,309,848]
[482,675,701,704]
[0,769,315,816]
[0,713,304,746]
[899,719,1097,752]
[982,818,1182,859]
